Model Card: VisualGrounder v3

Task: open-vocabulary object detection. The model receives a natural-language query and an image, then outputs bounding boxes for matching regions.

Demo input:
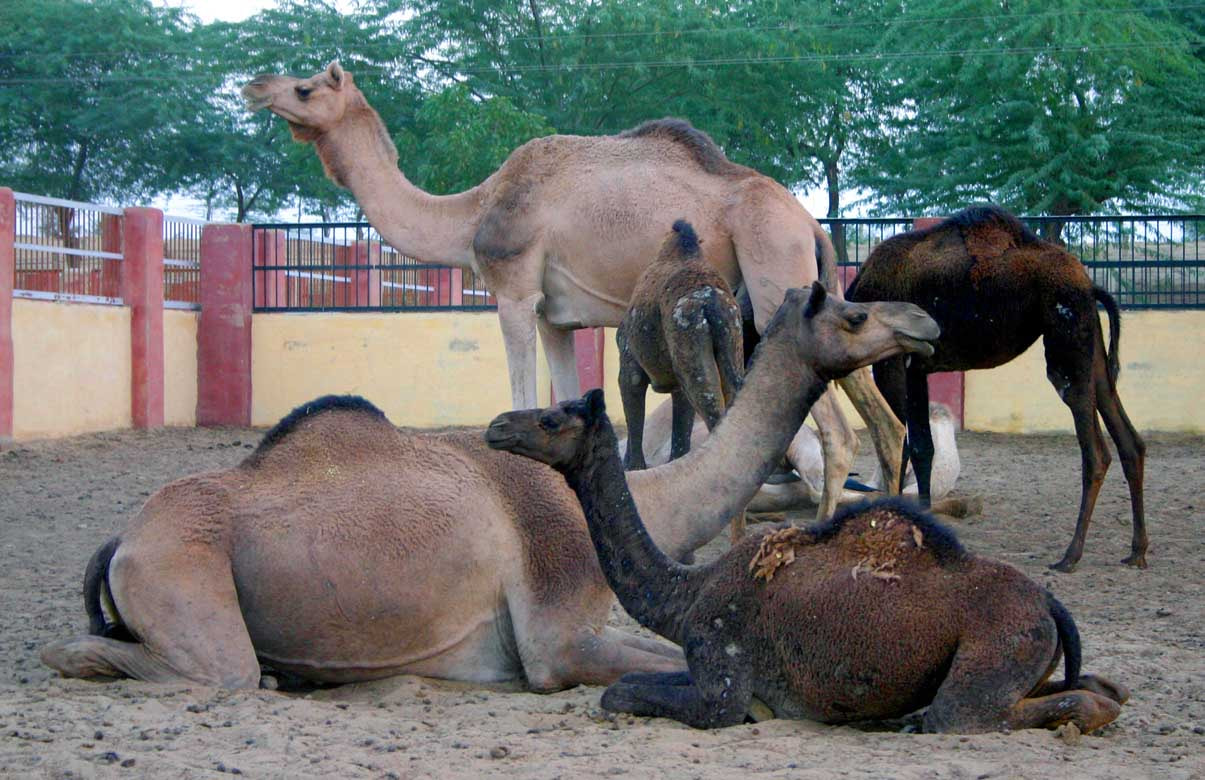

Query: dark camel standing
[846,205,1147,572]
[617,220,744,471]
[488,385,1129,733]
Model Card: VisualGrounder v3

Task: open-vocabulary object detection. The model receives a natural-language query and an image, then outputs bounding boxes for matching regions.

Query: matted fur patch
[749,526,813,582]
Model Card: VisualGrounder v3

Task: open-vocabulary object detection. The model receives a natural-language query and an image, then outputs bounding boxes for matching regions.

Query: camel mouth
[484,420,522,450]
[897,335,937,358]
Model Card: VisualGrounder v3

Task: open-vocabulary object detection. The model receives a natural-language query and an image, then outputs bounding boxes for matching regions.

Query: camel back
[618,119,755,179]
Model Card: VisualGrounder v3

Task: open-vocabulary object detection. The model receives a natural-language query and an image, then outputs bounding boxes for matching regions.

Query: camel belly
[229,535,523,684]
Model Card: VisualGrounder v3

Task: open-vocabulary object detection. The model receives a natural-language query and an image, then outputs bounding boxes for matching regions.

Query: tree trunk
[824,158,850,267]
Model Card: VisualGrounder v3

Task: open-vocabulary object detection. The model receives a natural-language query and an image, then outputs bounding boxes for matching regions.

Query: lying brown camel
[488,393,1129,730]
[846,205,1146,572]
[617,220,743,471]
[242,61,907,522]
[42,285,937,691]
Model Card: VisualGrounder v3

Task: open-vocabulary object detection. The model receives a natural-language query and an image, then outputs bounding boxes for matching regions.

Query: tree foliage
[850,0,1205,217]
[1,0,1202,219]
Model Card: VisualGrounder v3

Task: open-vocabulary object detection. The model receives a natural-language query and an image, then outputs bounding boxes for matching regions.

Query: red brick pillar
[253,229,288,309]
[0,188,14,441]
[449,268,464,306]
[574,327,605,392]
[122,207,165,429]
[197,224,253,427]
[911,217,964,428]
[348,241,381,308]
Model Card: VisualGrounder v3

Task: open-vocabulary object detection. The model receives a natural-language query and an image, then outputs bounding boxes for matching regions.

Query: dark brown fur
[490,389,1129,733]
[617,220,744,470]
[846,205,1147,572]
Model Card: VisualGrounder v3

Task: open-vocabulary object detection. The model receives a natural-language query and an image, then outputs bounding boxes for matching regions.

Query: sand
[1,425,1202,778]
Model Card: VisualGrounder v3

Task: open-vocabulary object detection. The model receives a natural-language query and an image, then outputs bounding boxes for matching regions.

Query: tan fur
[241,62,909,524]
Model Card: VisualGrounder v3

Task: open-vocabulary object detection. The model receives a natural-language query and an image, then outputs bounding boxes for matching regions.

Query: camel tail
[84,536,129,639]
[816,229,842,298]
[1092,286,1121,385]
[671,219,701,256]
[1046,592,1082,691]
[706,295,745,401]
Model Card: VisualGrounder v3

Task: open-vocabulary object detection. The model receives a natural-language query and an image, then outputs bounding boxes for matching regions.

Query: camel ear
[584,388,606,420]
[803,282,827,319]
[327,61,344,88]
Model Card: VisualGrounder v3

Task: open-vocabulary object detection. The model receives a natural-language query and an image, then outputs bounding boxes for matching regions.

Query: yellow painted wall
[252,311,552,428]
[964,310,1205,433]
[163,309,198,427]
[11,299,132,440]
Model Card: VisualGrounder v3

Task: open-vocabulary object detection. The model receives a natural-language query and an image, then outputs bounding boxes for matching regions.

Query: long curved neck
[314,109,486,268]
[629,339,829,560]
[561,418,704,645]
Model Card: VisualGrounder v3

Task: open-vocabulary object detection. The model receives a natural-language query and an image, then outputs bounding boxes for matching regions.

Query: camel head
[242,61,356,142]
[764,283,940,381]
[485,389,608,470]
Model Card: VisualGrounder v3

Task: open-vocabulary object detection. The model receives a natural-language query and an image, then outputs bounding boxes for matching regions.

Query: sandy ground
[1,424,1202,779]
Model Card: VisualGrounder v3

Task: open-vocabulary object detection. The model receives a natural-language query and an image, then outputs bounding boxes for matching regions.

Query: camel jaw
[897,335,937,358]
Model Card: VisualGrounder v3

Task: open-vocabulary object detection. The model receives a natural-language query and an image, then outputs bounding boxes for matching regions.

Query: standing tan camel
[241,61,905,520]
[487,385,1127,732]
[41,285,938,691]
[846,205,1147,572]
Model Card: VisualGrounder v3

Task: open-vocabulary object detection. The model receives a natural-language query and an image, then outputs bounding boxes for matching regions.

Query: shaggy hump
[671,219,701,256]
[619,119,749,177]
[920,204,1043,246]
[811,497,968,567]
[249,394,387,461]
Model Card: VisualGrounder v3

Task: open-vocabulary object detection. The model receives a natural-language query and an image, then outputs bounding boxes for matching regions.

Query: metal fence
[819,214,1205,309]
[12,193,125,305]
[11,192,205,307]
[251,214,1205,312]
[250,223,494,312]
[163,214,204,309]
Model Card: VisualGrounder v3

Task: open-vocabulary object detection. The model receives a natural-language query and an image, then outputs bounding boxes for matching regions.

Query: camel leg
[538,317,581,403]
[669,389,697,461]
[600,651,753,728]
[42,544,260,689]
[618,337,652,471]
[904,363,935,507]
[809,389,858,521]
[872,356,910,492]
[1028,674,1131,705]
[1003,690,1122,733]
[1045,342,1110,573]
[496,293,544,408]
[520,625,687,691]
[616,630,686,661]
[1094,368,1148,568]
[838,366,905,498]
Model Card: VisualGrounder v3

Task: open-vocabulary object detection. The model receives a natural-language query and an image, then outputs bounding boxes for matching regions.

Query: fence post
[911,217,964,429]
[0,188,14,441]
[574,327,605,392]
[198,224,253,427]
[122,207,165,429]
[450,268,464,307]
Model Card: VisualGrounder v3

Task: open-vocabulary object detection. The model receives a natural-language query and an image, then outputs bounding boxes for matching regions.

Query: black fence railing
[251,223,494,312]
[253,215,1205,312]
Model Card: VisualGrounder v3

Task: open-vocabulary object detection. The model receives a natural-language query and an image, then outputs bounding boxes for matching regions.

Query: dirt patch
[1,426,1202,778]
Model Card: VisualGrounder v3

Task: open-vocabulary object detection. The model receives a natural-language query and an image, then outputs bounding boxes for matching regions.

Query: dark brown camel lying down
[488,297,1128,732]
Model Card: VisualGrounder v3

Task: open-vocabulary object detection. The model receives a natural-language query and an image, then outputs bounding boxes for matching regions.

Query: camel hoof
[1121,553,1148,569]
[1079,675,1131,705]
[1048,558,1078,574]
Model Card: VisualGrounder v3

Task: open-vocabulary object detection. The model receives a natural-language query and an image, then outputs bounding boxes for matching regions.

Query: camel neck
[631,339,829,560]
[315,115,484,268]
[562,418,703,645]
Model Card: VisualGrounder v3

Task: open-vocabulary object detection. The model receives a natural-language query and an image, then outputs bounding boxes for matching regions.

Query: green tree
[851,0,1205,223]
[0,0,211,203]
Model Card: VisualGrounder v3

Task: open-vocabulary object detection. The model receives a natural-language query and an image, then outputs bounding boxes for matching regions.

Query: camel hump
[619,119,747,176]
[814,497,968,568]
[247,394,388,464]
[671,219,701,257]
[928,204,1043,246]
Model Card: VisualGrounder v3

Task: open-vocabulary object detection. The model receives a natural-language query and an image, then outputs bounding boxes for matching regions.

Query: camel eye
[538,414,558,430]
[847,311,868,328]
[295,86,313,100]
